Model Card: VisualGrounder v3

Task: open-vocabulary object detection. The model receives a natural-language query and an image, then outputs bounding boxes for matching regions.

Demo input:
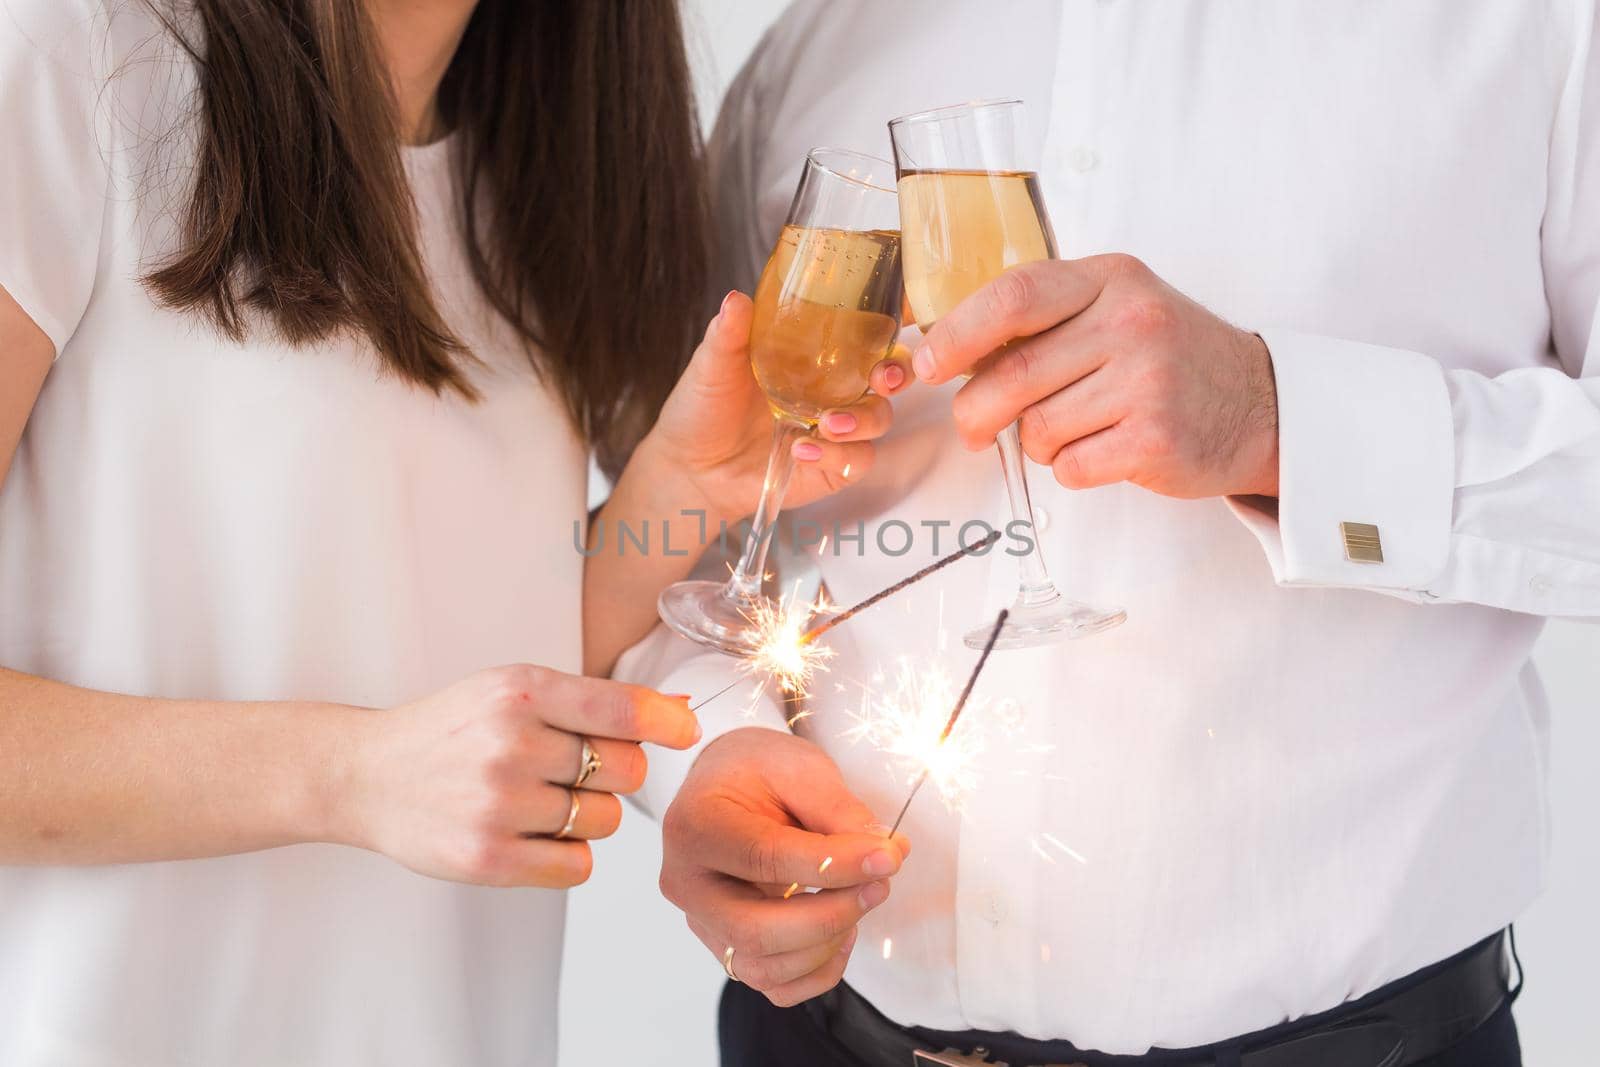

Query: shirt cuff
[1228,329,1455,595]
[611,624,790,819]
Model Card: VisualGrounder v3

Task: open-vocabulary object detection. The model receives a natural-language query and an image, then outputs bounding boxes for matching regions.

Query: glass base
[965,591,1126,650]
[658,579,766,656]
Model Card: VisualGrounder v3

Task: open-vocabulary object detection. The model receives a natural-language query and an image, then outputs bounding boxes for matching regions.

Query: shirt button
[1068,146,1099,173]
[1529,574,1552,595]
[980,890,1008,926]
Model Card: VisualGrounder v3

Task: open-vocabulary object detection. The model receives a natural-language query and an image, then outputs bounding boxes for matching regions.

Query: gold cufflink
[1341,522,1383,563]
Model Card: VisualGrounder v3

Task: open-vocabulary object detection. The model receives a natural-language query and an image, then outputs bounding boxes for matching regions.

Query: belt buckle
[913,1051,1086,1067]
[914,1050,1006,1067]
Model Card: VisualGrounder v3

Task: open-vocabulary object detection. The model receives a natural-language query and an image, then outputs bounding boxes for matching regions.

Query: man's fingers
[766,749,912,862]
[1013,366,1124,467]
[691,875,891,957]
[816,393,892,443]
[762,933,856,1008]
[912,259,1110,385]
[1050,422,1138,491]
[698,807,904,887]
[951,317,1107,449]
[687,917,856,993]
[542,680,700,750]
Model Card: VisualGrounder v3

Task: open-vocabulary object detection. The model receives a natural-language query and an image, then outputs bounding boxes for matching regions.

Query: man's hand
[910,254,1280,499]
[660,728,909,1007]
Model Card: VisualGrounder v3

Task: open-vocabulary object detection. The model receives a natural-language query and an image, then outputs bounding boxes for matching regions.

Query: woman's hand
[636,290,911,527]
[339,665,700,889]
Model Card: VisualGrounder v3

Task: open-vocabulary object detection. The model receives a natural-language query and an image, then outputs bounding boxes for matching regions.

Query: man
[618,2,1599,1064]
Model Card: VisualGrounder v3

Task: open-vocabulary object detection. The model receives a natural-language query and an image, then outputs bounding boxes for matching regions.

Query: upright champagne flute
[889,99,1125,650]
[658,149,903,654]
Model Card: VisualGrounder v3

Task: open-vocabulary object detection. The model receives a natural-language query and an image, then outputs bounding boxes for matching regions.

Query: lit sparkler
[690,529,1001,714]
[878,608,1008,837]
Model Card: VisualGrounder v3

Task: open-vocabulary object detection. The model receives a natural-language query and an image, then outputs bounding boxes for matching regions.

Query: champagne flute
[658,149,903,654]
[889,99,1125,650]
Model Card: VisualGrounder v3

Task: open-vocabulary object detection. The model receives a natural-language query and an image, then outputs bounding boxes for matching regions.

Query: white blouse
[0,3,586,1064]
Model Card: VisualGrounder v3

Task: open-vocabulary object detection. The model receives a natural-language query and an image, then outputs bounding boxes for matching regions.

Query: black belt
[805,931,1519,1067]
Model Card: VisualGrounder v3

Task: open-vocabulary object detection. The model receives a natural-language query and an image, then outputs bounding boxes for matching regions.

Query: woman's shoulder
[2,0,170,88]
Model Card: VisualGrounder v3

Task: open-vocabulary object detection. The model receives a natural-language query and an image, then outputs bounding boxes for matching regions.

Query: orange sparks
[739,582,834,699]
[842,657,1017,810]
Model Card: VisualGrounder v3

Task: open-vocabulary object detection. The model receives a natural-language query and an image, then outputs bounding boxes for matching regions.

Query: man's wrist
[1238,330,1281,498]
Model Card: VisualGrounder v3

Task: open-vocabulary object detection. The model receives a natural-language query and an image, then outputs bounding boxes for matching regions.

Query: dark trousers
[719,981,1522,1067]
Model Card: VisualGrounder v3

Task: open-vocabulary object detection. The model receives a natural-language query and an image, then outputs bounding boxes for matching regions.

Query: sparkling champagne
[896,169,1056,334]
[750,224,902,424]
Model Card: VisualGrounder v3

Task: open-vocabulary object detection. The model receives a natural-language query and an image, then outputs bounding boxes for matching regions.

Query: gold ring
[572,739,603,788]
[722,945,739,983]
[554,789,582,840]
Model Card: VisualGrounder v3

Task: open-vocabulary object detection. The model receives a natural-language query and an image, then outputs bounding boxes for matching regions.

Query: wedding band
[572,739,603,788]
[722,945,740,983]
[554,789,582,840]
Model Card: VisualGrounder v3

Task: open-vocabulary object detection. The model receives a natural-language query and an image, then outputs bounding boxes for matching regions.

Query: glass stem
[725,417,809,602]
[995,421,1060,606]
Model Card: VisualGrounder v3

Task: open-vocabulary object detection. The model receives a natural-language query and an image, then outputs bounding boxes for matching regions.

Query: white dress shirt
[1,3,584,1064]
[618,0,1600,1054]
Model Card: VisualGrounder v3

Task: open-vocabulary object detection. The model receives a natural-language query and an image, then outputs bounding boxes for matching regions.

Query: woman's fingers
[535,675,700,749]
[489,837,594,889]
[519,783,623,841]
[791,438,874,492]
[816,393,892,443]
[870,342,914,397]
[529,728,649,795]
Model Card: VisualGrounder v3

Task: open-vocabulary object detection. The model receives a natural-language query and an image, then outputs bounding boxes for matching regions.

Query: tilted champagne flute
[889,99,1125,650]
[658,149,903,654]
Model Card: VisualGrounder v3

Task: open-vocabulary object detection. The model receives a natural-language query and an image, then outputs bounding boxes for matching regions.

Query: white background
[560,3,1600,1063]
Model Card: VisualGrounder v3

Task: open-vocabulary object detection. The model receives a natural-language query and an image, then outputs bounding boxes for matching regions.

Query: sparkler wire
[801,528,1001,643]
[885,607,1009,838]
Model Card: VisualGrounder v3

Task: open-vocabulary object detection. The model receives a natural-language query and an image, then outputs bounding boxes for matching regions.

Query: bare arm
[0,668,359,864]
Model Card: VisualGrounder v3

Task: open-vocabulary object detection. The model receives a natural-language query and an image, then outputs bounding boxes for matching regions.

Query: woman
[0,1,899,1063]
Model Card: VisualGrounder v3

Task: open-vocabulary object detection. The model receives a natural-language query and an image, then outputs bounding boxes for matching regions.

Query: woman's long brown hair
[143,0,709,473]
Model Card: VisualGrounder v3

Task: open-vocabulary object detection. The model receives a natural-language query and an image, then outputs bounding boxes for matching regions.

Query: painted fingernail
[823,412,857,435]
[882,363,906,390]
[793,441,823,461]
[858,880,890,910]
[912,345,935,381]
[862,850,897,877]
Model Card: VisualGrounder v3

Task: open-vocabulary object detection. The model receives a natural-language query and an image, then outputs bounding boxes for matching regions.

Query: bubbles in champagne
[749,225,903,424]
[896,169,1056,332]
